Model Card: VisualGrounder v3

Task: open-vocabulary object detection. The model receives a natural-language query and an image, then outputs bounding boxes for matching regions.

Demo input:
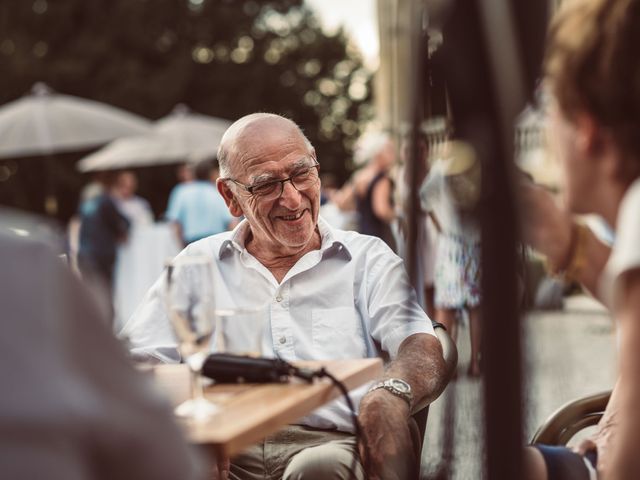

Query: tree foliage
[0,0,373,220]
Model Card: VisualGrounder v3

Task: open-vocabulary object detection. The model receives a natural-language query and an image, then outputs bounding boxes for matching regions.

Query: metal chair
[531,390,611,445]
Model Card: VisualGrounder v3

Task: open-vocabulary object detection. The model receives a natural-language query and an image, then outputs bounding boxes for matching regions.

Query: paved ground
[420,294,617,479]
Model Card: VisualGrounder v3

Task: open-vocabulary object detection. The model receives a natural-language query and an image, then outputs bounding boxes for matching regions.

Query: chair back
[531,390,611,445]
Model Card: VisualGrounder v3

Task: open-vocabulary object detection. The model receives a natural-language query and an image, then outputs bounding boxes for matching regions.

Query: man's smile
[274,209,308,222]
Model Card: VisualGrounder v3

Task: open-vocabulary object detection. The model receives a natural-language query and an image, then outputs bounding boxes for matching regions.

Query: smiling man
[122,113,446,480]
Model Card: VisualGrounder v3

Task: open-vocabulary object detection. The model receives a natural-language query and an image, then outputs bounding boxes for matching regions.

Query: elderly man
[123,113,446,480]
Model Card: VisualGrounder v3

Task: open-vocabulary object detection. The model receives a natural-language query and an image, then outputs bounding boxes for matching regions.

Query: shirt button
[276,295,283,302]
[279,336,286,344]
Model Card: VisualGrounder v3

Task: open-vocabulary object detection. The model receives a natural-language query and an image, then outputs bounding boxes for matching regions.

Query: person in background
[319,172,359,231]
[395,134,439,320]
[165,163,196,216]
[352,133,397,250]
[67,173,107,273]
[521,0,640,478]
[177,162,196,185]
[165,158,234,246]
[112,170,154,226]
[420,141,482,377]
[77,171,130,321]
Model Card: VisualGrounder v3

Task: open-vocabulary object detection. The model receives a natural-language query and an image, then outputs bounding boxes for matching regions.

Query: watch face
[389,379,410,393]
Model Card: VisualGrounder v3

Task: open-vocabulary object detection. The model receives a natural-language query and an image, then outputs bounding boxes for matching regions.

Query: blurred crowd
[69,159,236,329]
[320,130,483,377]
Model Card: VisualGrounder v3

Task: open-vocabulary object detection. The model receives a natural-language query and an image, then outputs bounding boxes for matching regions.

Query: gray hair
[353,131,391,166]
[217,113,314,179]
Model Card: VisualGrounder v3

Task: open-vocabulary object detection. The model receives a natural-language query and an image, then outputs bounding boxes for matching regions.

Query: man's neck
[246,228,322,283]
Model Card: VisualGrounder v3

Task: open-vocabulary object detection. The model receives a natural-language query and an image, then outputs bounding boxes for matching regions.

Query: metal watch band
[368,378,413,407]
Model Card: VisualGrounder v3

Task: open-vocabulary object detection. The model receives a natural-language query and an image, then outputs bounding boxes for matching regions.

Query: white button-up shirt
[122,217,435,432]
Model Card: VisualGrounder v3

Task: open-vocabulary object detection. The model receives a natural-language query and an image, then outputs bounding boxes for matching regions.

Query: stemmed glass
[165,255,219,420]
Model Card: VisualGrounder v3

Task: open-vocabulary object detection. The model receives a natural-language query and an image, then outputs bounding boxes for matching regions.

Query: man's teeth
[281,211,304,220]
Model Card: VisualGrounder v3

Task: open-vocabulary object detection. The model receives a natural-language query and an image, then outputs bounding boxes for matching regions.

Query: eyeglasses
[225,162,320,201]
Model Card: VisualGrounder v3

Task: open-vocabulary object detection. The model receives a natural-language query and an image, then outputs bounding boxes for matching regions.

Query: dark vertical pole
[435,0,545,476]
[477,1,548,478]
[479,118,523,480]
[475,1,526,478]
[405,4,427,290]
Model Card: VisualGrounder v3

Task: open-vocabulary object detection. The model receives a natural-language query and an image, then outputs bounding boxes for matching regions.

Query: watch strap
[368,379,413,407]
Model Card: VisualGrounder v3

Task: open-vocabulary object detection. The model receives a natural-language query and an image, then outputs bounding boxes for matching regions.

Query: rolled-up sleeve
[363,239,435,358]
[119,274,180,363]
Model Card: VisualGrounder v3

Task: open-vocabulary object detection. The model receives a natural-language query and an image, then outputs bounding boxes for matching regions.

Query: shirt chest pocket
[311,307,367,360]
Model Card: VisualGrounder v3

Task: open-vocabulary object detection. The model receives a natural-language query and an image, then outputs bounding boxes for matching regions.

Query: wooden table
[152,358,383,457]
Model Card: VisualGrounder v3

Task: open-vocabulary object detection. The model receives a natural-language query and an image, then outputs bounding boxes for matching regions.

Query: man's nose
[278,180,302,208]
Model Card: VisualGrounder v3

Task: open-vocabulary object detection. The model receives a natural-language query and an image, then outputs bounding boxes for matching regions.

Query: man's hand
[358,389,415,480]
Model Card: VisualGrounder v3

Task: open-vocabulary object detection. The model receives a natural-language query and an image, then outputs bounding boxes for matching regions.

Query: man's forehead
[238,117,303,146]
[232,120,308,159]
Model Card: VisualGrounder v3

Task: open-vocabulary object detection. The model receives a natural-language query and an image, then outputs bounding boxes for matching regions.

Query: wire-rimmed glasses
[225,161,320,201]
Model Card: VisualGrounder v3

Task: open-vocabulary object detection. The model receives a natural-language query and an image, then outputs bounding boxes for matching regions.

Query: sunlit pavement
[420,295,616,479]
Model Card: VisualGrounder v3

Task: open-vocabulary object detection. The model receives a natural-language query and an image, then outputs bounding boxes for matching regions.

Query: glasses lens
[252,165,318,200]
[252,181,280,199]
[291,166,318,189]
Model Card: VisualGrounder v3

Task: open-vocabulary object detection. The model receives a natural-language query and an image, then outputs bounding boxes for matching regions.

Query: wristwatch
[368,378,413,407]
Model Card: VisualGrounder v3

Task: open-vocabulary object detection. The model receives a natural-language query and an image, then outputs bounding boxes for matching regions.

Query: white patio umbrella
[0,83,152,214]
[77,104,233,172]
[0,83,152,158]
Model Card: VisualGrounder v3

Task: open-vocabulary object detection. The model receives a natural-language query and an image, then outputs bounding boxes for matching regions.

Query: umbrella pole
[44,154,58,216]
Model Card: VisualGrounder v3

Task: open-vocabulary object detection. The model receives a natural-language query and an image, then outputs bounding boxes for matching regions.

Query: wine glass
[214,305,271,357]
[165,255,218,420]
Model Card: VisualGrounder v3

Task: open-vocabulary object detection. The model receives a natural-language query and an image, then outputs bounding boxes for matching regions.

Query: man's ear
[217,179,244,217]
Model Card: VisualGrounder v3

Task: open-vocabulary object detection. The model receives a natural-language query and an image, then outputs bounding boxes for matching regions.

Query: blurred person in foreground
[522,0,640,478]
[77,171,130,321]
[0,220,203,480]
[166,158,234,246]
[122,113,447,480]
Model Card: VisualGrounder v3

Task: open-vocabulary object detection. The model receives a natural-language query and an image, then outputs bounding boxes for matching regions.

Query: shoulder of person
[337,228,398,258]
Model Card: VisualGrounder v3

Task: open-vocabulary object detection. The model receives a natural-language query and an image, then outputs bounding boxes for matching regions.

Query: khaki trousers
[229,425,365,480]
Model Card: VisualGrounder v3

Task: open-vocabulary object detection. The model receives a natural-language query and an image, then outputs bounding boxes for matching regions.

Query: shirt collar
[218,216,352,261]
[218,220,250,259]
[317,216,352,260]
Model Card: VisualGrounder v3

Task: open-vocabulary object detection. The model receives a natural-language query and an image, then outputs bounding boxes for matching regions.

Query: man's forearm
[382,333,447,412]
[356,332,446,479]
